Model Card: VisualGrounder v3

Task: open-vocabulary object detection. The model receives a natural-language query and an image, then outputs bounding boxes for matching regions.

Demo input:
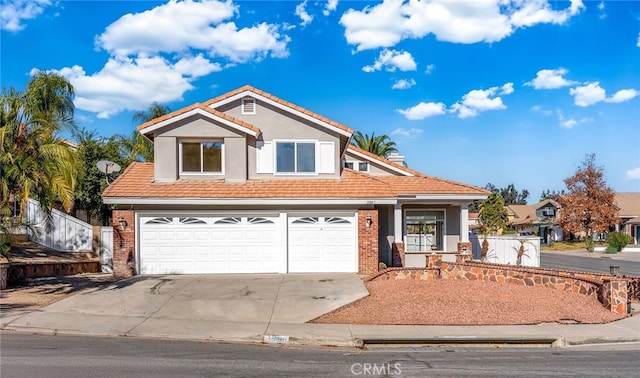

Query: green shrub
[605,245,618,254]
[607,232,633,252]
[585,237,595,252]
[378,262,388,271]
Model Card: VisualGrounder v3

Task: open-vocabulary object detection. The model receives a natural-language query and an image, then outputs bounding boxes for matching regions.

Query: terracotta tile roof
[375,175,490,195]
[136,103,261,136]
[103,163,489,201]
[346,146,425,177]
[103,163,393,200]
[203,85,354,135]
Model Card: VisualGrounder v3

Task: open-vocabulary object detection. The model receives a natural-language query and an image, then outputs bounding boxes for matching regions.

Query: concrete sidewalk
[1,274,639,348]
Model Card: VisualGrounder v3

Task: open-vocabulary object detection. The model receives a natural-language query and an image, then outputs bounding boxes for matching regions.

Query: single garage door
[139,215,282,274]
[288,215,357,273]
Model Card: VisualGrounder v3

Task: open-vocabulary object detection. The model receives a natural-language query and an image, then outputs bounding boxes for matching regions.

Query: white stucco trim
[104,198,397,206]
[207,91,353,138]
[398,194,487,202]
[460,204,469,243]
[140,108,260,137]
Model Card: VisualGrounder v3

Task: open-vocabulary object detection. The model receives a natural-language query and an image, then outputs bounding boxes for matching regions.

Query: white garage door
[288,215,357,273]
[139,216,282,274]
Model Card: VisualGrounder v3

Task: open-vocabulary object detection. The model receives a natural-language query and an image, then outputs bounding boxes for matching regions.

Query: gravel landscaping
[311,279,627,325]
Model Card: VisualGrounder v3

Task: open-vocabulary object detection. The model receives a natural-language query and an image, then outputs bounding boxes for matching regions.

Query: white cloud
[47,0,290,118]
[362,49,417,72]
[526,68,576,89]
[51,55,220,119]
[570,82,606,107]
[605,89,639,103]
[295,1,313,26]
[626,167,640,180]
[391,127,423,138]
[323,0,338,16]
[570,82,638,107]
[1,0,52,32]
[500,82,514,95]
[96,0,289,63]
[340,0,584,51]
[556,110,591,129]
[425,64,435,74]
[397,101,446,120]
[530,105,553,116]
[450,83,513,118]
[637,32,640,48]
[391,78,416,90]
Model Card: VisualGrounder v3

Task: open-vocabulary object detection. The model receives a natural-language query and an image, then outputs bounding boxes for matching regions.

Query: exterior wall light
[366,215,372,228]
[118,216,128,231]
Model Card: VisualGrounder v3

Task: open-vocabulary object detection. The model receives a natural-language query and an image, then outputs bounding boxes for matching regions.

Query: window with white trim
[276,141,315,173]
[242,98,256,115]
[180,141,223,174]
[344,160,369,172]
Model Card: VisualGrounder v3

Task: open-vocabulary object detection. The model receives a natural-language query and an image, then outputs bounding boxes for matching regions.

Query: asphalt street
[540,252,640,276]
[1,333,639,378]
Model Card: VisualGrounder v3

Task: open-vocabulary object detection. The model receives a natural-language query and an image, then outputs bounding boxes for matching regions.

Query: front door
[405,210,445,252]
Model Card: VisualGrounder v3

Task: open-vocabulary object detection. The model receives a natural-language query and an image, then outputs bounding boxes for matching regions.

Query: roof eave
[103,197,398,206]
[207,90,353,138]
[139,107,260,138]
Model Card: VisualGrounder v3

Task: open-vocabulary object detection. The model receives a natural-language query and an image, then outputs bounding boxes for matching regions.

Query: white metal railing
[24,198,93,252]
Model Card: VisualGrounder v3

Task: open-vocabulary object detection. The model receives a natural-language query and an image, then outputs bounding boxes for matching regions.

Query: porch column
[460,203,469,242]
[393,204,403,241]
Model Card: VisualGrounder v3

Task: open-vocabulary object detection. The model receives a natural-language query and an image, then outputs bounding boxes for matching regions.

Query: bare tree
[557,153,618,240]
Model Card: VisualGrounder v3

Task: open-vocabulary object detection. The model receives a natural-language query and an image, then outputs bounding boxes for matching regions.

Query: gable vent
[242,98,256,115]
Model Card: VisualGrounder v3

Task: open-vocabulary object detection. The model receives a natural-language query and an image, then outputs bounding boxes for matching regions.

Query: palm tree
[350,131,398,158]
[1,76,78,227]
[25,71,76,134]
[117,102,171,163]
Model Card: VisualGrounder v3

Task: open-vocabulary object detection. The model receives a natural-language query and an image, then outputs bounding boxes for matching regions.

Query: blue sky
[2,0,639,202]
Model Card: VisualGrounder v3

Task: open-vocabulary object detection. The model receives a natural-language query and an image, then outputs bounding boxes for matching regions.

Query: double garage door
[139,214,357,274]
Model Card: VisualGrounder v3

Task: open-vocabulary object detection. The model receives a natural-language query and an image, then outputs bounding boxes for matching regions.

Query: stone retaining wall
[368,255,634,315]
[8,261,101,285]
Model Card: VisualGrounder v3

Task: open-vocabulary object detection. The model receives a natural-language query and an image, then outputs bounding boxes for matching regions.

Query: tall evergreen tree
[478,192,509,234]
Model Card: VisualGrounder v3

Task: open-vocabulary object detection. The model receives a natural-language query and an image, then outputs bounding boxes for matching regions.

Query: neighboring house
[102,85,488,277]
[614,192,640,245]
[506,199,563,244]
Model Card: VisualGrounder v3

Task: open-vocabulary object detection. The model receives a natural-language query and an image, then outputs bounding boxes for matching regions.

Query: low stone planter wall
[0,263,8,290]
[8,261,101,285]
[368,257,634,315]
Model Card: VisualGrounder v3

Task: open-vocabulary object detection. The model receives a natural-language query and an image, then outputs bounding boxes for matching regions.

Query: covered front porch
[376,198,474,268]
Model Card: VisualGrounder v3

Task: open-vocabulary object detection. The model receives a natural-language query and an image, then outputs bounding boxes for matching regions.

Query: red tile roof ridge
[414,174,491,194]
[203,85,354,135]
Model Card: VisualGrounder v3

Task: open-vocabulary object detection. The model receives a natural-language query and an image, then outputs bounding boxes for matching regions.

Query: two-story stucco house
[102,85,489,277]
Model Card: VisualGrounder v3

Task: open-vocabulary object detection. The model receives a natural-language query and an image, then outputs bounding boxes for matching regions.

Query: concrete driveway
[3,273,368,343]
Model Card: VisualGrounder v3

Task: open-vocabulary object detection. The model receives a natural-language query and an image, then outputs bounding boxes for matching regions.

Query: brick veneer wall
[113,210,135,278]
[368,255,635,315]
[391,242,405,267]
[357,209,378,275]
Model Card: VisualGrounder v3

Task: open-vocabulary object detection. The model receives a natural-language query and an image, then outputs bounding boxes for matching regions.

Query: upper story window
[276,141,315,173]
[242,98,256,115]
[344,161,369,172]
[180,141,223,174]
